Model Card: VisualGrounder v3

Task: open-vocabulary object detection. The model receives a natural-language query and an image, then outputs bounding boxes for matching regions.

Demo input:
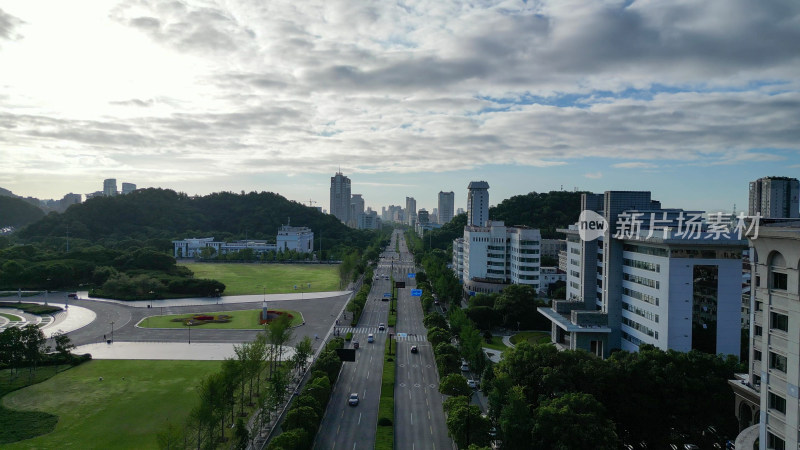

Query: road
[313,238,395,449]
[393,231,454,450]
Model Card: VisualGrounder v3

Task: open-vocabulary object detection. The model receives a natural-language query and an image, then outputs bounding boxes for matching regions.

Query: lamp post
[110,321,115,343]
[45,278,51,306]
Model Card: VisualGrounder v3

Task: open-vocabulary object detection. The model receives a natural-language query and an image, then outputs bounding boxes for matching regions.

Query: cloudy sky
[1,0,799,214]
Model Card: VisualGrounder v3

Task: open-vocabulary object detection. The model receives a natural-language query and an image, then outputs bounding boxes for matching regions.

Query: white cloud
[584,172,603,179]
[0,0,798,198]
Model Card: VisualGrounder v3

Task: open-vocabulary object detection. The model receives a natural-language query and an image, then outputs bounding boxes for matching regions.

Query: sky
[1,0,799,214]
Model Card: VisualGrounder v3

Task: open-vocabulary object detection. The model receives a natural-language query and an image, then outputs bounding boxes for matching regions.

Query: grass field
[481,336,510,352]
[139,309,304,329]
[510,331,552,346]
[179,263,340,296]
[2,360,222,449]
[0,365,72,444]
[0,312,21,321]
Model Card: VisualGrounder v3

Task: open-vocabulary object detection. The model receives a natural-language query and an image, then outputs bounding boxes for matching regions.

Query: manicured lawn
[510,331,552,346]
[481,336,509,352]
[179,263,340,296]
[0,365,72,444]
[139,309,304,329]
[2,360,222,449]
[0,312,22,321]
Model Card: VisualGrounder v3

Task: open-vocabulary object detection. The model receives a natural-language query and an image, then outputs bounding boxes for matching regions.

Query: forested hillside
[17,188,374,256]
[489,190,585,238]
[0,196,45,228]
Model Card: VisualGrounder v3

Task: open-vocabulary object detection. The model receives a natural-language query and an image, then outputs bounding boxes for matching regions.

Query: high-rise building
[432,208,439,224]
[730,221,800,450]
[59,193,81,210]
[103,179,117,197]
[349,194,365,228]
[438,191,455,224]
[121,183,137,195]
[418,209,430,224]
[330,171,351,224]
[749,176,800,218]
[405,197,417,226]
[467,181,490,227]
[538,191,746,359]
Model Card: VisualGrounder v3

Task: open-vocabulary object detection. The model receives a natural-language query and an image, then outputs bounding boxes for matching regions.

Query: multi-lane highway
[314,234,397,449]
[393,231,454,450]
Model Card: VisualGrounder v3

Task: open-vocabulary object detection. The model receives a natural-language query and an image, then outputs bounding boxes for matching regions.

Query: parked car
[67,293,78,298]
[460,363,470,372]
[353,341,359,349]
[367,334,374,343]
[467,379,478,389]
[410,345,418,353]
[348,393,359,406]
[378,323,385,331]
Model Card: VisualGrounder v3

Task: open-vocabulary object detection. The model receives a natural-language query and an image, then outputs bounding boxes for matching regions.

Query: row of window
[517,257,539,263]
[622,301,659,323]
[570,281,580,290]
[571,247,581,255]
[570,258,580,267]
[621,316,659,339]
[623,244,668,258]
[518,249,540,254]
[622,258,660,273]
[623,272,660,289]
[519,240,540,246]
[621,330,643,346]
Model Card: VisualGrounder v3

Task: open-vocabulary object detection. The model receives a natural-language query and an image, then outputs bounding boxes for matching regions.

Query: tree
[423,313,448,330]
[233,418,249,450]
[294,394,323,418]
[52,331,75,362]
[267,428,309,450]
[446,400,491,448]
[427,327,452,348]
[459,324,484,372]
[20,324,47,377]
[531,393,619,450]
[499,386,532,450]
[284,405,319,437]
[293,336,313,372]
[156,420,184,450]
[439,373,473,397]
[314,349,342,383]
[435,351,460,377]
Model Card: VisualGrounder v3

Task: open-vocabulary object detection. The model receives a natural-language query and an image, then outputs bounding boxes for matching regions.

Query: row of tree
[157,314,313,449]
[0,325,79,380]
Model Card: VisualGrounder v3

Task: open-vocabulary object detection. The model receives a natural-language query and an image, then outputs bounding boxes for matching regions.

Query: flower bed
[168,314,233,326]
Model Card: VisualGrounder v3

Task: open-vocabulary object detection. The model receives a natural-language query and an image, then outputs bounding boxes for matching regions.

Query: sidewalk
[73,341,297,361]
[79,291,350,308]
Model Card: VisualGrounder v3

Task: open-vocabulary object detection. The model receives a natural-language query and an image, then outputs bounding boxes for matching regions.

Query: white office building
[277,223,314,252]
[438,191,455,224]
[467,181,490,227]
[452,220,541,296]
[174,223,314,257]
[539,191,746,359]
[731,221,800,450]
[103,179,117,197]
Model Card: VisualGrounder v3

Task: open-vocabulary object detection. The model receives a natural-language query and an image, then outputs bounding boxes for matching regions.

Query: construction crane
[308,199,317,207]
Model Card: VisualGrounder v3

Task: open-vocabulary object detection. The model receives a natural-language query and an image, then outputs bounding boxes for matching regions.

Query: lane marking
[358,412,362,425]
[411,412,413,425]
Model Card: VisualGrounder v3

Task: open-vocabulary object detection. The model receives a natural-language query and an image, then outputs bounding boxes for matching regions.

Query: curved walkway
[77,290,350,308]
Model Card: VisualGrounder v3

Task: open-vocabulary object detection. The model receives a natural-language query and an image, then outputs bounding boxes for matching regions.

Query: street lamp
[110,321,115,343]
[45,278,51,305]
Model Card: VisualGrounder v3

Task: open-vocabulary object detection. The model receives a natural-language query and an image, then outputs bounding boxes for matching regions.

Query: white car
[467,379,478,389]
[368,334,375,343]
[460,363,470,372]
[378,323,385,331]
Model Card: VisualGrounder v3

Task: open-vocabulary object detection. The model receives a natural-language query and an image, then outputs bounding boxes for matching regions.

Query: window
[754,350,762,361]
[756,301,763,311]
[772,272,787,290]
[769,392,786,414]
[770,312,789,332]
[767,432,785,450]
[754,325,762,336]
[769,352,788,373]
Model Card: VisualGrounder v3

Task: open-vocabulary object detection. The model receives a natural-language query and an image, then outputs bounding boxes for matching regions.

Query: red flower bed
[193,315,215,321]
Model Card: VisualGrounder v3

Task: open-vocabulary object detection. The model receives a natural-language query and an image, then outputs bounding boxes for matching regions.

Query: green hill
[0,196,45,228]
[489,190,586,238]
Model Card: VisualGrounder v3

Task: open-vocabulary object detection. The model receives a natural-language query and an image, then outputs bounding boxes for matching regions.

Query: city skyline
[1,1,799,214]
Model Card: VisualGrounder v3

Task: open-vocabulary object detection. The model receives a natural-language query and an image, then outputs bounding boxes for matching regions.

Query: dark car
[410,345,418,353]
[353,341,359,349]
[67,293,78,298]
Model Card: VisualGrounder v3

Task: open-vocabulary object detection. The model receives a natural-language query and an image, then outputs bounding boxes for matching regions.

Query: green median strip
[375,335,395,450]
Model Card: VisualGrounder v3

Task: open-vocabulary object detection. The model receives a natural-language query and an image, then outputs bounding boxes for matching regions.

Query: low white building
[277,223,314,252]
[452,221,541,296]
[174,223,314,258]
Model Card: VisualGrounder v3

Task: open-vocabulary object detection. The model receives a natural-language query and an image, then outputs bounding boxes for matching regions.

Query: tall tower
[405,197,417,226]
[466,181,490,227]
[438,191,455,224]
[103,179,117,197]
[349,194,365,227]
[330,171,352,224]
[748,176,800,218]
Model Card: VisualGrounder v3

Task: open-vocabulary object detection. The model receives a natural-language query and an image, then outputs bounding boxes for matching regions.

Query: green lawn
[510,331,552,346]
[0,365,72,444]
[481,336,510,352]
[2,360,222,449]
[139,309,304,329]
[0,312,22,321]
[179,263,340,296]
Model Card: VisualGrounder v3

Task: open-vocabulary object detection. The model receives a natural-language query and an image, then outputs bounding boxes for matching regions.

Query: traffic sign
[407,273,416,279]
[383,292,391,298]
[410,289,422,297]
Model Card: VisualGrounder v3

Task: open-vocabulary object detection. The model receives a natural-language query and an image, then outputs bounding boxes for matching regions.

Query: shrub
[378,417,392,426]
[345,332,353,341]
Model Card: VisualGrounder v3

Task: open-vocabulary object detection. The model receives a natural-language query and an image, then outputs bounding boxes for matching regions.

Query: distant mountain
[17,188,375,256]
[0,196,46,228]
[0,187,17,198]
[489,191,586,238]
